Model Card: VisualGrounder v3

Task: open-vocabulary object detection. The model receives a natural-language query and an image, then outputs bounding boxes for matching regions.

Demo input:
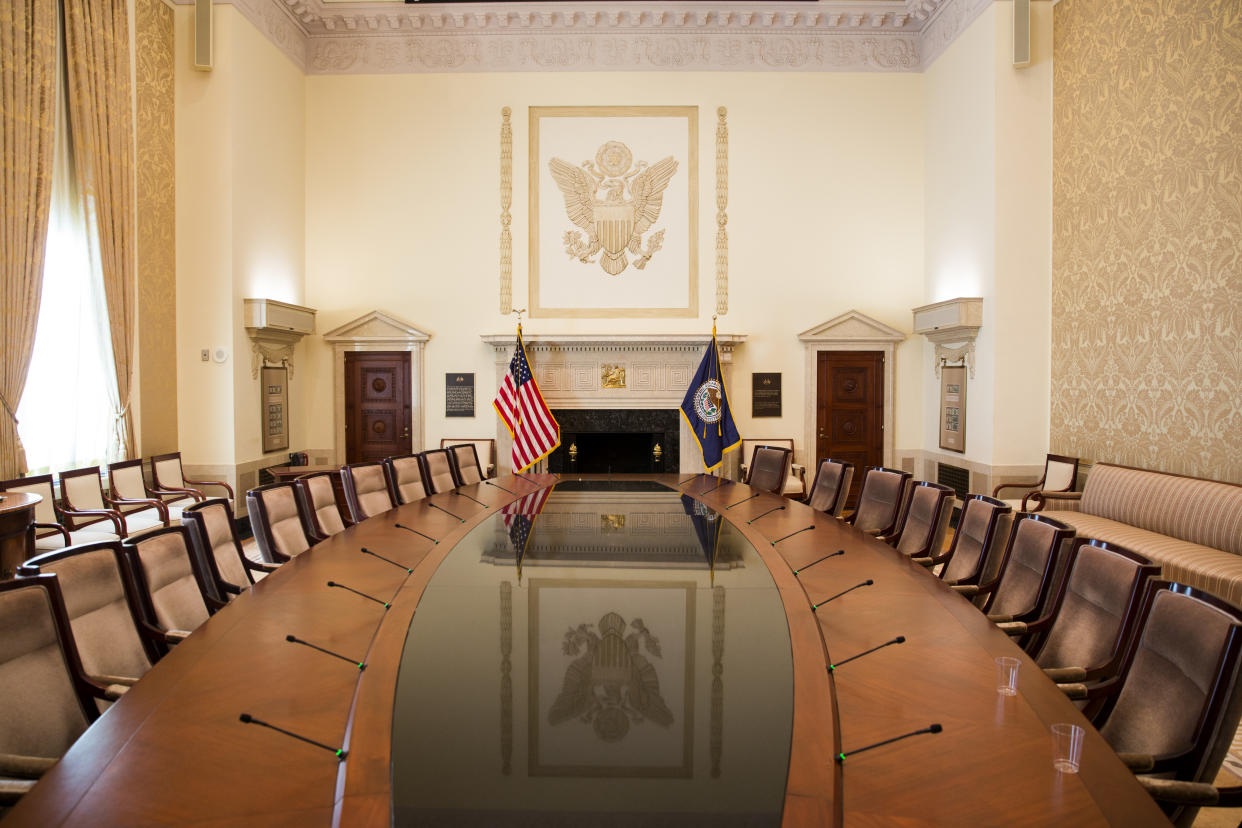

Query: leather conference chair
[744,445,793,496]
[340,462,398,523]
[805,459,854,517]
[181,499,275,601]
[739,438,806,499]
[993,453,1079,513]
[384,454,429,506]
[294,472,346,540]
[446,443,485,486]
[122,526,217,657]
[846,467,912,537]
[953,513,1075,625]
[440,438,496,479]
[888,481,955,560]
[996,538,1159,680]
[109,458,200,524]
[931,495,1013,581]
[17,542,156,695]
[247,482,317,563]
[0,474,121,551]
[1070,580,1242,826]
[60,465,166,539]
[419,449,457,495]
[149,451,234,509]
[0,575,110,805]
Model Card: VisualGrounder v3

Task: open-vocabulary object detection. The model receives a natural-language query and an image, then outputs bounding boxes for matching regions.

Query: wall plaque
[446,373,475,418]
[261,366,289,453]
[939,365,967,453]
[752,373,781,418]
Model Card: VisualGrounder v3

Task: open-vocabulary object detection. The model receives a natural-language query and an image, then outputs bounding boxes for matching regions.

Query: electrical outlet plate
[201,349,210,362]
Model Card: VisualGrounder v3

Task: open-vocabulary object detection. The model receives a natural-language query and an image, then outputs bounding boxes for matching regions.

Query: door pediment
[798,310,906,345]
[324,311,431,344]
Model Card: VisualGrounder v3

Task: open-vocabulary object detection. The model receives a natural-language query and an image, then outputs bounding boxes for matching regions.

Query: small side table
[0,491,41,580]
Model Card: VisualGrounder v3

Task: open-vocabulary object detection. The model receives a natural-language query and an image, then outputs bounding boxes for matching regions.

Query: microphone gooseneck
[361,547,412,574]
[326,580,390,609]
[748,505,786,525]
[725,492,762,510]
[428,501,467,523]
[239,713,348,760]
[452,490,488,507]
[836,723,942,763]
[794,549,844,575]
[395,523,438,544]
[484,480,518,495]
[772,525,816,547]
[828,636,906,672]
[285,634,367,671]
[698,477,725,495]
[811,579,874,611]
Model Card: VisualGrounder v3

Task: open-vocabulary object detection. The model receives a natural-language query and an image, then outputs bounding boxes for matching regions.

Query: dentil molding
[181,0,1002,74]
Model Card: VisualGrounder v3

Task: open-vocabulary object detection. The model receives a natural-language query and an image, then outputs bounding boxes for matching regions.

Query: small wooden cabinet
[0,491,40,579]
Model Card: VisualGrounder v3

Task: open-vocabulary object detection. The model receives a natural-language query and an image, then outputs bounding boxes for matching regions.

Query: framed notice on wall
[939,365,966,453]
[752,373,781,417]
[446,373,475,418]
[261,366,289,453]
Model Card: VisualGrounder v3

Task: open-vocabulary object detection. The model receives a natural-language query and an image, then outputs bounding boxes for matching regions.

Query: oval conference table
[6,474,1169,827]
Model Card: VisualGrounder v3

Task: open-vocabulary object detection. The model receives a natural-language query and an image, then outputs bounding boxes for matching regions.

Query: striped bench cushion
[1043,510,1242,609]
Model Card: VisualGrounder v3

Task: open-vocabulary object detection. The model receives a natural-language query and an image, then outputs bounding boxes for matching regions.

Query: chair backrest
[745,445,792,495]
[1097,581,1242,824]
[849,467,912,535]
[18,541,155,681]
[0,576,96,760]
[295,472,345,538]
[440,438,495,476]
[447,444,483,486]
[247,483,314,561]
[340,462,397,522]
[740,439,793,469]
[893,482,955,558]
[181,499,253,599]
[107,458,149,505]
[983,514,1076,620]
[1044,453,1079,492]
[1032,539,1160,674]
[0,474,60,532]
[384,455,428,506]
[939,495,1012,585]
[59,466,110,528]
[149,452,188,490]
[123,526,212,636]
[419,449,457,495]
[806,459,854,517]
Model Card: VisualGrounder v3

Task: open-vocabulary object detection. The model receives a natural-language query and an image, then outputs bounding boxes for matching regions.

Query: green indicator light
[838,753,845,761]
[336,749,343,758]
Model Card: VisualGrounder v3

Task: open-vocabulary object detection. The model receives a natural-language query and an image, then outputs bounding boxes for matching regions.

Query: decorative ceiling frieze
[183,0,997,74]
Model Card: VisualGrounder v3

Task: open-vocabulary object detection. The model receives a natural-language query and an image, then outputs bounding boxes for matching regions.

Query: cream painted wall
[303,72,927,469]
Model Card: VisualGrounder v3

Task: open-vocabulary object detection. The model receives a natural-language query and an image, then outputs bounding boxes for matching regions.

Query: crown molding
[183,0,1002,74]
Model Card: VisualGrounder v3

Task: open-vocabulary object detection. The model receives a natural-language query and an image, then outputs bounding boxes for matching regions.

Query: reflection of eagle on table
[549,140,678,276]
[548,611,674,742]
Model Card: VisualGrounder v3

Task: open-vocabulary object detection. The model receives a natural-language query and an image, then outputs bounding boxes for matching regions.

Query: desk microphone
[836,723,941,763]
[361,547,412,574]
[828,636,905,672]
[725,492,762,510]
[484,480,518,494]
[772,525,815,546]
[811,579,874,611]
[285,634,366,671]
[452,490,488,507]
[428,501,467,523]
[747,505,786,525]
[679,473,706,486]
[794,549,844,575]
[513,473,541,485]
[239,713,348,760]
[395,523,438,544]
[326,580,390,609]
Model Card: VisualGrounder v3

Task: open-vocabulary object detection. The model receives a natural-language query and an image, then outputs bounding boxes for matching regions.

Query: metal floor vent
[937,462,970,499]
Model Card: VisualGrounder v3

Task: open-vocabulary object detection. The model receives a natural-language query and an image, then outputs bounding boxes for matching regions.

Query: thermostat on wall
[211,347,229,364]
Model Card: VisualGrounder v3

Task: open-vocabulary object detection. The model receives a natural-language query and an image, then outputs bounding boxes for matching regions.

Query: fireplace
[547,409,679,474]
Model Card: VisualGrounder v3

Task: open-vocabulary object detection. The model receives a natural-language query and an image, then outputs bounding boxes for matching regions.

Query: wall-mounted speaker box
[1012,0,1031,68]
[194,0,213,71]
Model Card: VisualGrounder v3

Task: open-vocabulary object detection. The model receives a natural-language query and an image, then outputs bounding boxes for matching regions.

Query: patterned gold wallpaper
[1051,0,1241,483]
[135,0,177,454]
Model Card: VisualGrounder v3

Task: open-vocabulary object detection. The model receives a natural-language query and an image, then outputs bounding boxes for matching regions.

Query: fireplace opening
[547,409,679,474]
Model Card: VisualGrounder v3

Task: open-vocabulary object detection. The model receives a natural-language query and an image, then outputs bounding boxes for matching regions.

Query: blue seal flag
[680,322,741,471]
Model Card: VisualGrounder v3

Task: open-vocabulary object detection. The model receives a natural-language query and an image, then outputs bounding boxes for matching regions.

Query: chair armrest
[101,683,129,701]
[0,754,57,779]
[244,556,281,574]
[1033,490,1082,503]
[33,522,70,542]
[165,630,190,644]
[87,673,138,687]
[185,478,234,499]
[994,620,1027,634]
[106,496,170,524]
[58,507,126,536]
[149,484,205,502]
[0,778,38,805]
[1042,666,1087,683]
[1057,682,1088,700]
[1134,777,1242,807]
[992,478,1042,498]
[951,584,980,597]
[1117,753,1156,772]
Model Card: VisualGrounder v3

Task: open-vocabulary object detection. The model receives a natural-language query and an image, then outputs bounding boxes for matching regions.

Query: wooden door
[345,352,411,464]
[816,351,884,508]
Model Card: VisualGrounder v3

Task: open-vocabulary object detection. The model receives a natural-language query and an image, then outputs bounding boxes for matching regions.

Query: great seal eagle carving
[548,141,678,276]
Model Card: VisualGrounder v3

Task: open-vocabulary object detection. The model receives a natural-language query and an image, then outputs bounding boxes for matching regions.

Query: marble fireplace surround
[482,333,746,475]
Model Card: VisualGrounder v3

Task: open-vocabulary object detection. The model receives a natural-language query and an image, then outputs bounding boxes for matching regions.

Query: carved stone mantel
[482,332,746,474]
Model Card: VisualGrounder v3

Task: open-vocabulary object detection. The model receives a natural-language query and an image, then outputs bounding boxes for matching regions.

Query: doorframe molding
[798,311,906,470]
[324,311,431,465]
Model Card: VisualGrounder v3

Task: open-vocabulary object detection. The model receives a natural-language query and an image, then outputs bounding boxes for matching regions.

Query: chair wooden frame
[932,494,1012,580]
[439,438,496,478]
[106,459,174,524]
[340,462,398,524]
[804,458,854,517]
[845,467,913,537]
[993,453,1079,512]
[293,471,347,541]
[121,526,220,657]
[246,482,318,563]
[417,448,457,495]
[149,452,235,503]
[383,454,429,507]
[961,513,1076,625]
[60,465,167,536]
[740,439,805,498]
[0,474,122,545]
[743,444,793,496]
[181,498,274,599]
[889,481,955,559]
[445,443,485,488]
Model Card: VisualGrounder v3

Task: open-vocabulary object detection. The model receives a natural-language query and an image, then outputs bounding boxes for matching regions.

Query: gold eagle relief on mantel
[549,141,678,276]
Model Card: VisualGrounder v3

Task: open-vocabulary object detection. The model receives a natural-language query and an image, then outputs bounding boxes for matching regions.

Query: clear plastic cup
[1051,723,1084,773]
[995,656,1020,696]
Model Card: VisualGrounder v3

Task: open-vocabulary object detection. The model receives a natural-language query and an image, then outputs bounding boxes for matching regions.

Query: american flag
[501,485,554,569]
[493,326,561,473]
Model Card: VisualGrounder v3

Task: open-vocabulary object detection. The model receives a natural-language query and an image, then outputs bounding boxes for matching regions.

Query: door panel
[345,352,411,464]
[816,351,884,508]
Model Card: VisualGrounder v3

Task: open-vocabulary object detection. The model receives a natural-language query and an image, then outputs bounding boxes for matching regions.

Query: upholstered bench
[1035,463,1242,608]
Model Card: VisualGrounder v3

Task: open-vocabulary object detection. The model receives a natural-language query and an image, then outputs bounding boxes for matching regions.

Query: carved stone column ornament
[242,299,317,380]
[911,297,983,379]
[499,106,513,315]
[715,106,729,316]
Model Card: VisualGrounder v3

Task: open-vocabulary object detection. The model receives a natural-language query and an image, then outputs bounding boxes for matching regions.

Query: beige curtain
[63,0,136,460]
[0,0,58,479]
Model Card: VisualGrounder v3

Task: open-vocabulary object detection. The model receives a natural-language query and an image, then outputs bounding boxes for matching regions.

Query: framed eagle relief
[529,106,698,318]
